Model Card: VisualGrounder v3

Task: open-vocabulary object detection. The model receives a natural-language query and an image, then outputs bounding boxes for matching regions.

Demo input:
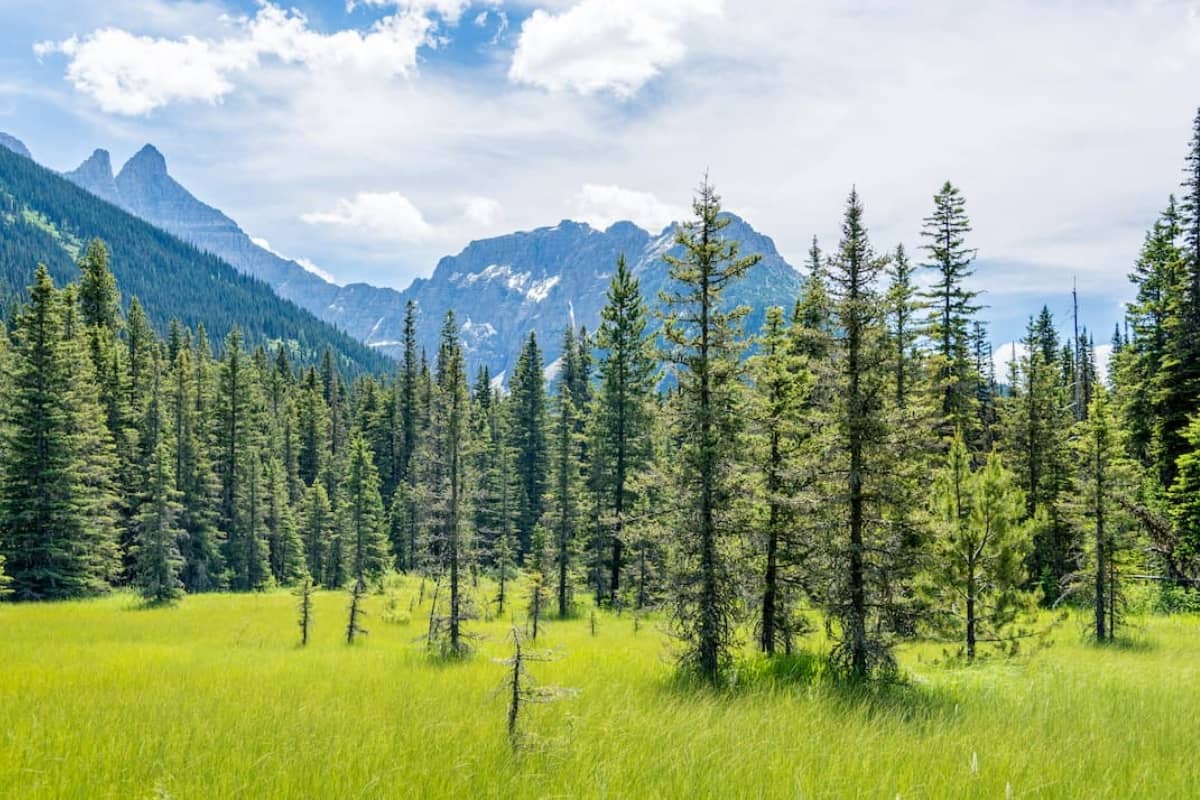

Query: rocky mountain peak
[117,144,168,181]
[65,148,120,206]
[0,132,31,160]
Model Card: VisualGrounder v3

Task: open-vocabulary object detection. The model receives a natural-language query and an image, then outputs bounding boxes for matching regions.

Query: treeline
[3,112,1200,683]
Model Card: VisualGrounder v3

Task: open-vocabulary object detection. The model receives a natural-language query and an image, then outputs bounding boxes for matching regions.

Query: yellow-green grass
[1,578,1198,799]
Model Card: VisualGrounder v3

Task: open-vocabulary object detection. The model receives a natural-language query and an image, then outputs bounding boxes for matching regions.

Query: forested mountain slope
[0,140,389,373]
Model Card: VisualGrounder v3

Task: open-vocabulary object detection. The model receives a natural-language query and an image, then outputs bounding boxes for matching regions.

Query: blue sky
[3,0,1200,368]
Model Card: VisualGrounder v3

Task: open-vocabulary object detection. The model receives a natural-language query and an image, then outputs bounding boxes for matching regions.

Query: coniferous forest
[4,112,1200,798]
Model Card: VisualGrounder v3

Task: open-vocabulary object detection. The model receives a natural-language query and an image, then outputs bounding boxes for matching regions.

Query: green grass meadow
[1,578,1198,799]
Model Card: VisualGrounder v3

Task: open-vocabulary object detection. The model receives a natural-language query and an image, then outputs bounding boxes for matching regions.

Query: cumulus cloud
[509,0,722,97]
[462,195,503,227]
[572,183,685,231]
[302,192,435,241]
[34,3,433,114]
[302,191,502,243]
[350,1,499,25]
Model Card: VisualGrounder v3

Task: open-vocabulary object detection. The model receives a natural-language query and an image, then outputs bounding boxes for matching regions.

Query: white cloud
[573,184,685,231]
[302,191,435,241]
[302,191,503,243]
[509,0,722,97]
[34,3,433,114]
[462,195,503,227]
[350,0,493,26]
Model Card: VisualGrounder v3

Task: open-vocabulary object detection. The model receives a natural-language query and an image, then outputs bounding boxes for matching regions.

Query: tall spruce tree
[660,177,760,682]
[921,181,981,440]
[426,312,472,655]
[510,332,548,559]
[592,255,657,605]
[546,375,581,617]
[821,189,925,678]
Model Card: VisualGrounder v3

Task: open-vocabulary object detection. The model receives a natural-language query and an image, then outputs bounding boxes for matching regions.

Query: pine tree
[1001,310,1075,602]
[886,243,921,409]
[924,434,1031,659]
[921,181,981,440]
[131,439,186,604]
[297,366,329,488]
[820,188,924,678]
[592,255,657,605]
[425,312,472,656]
[510,332,548,558]
[546,376,581,618]
[339,433,389,586]
[1156,110,1200,490]
[171,345,224,591]
[217,331,270,590]
[660,177,760,682]
[746,306,812,654]
[1074,388,1136,641]
[301,482,335,587]
[0,266,120,599]
[265,455,306,585]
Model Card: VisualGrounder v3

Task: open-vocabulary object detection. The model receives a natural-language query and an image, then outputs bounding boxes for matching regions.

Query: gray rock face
[0,132,31,160]
[65,143,806,377]
[395,214,804,380]
[64,149,120,206]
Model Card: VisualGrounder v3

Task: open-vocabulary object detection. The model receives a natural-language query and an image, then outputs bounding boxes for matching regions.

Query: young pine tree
[925,434,1031,659]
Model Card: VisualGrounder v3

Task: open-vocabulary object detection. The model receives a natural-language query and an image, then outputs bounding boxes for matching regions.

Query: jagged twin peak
[57,139,805,378]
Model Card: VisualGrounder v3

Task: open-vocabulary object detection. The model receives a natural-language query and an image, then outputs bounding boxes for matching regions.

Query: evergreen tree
[425,312,472,655]
[510,332,548,558]
[820,189,924,678]
[1074,388,1136,641]
[1001,310,1075,602]
[746,306,812,654]
[131,439,186,604]
[172,344,223,591]
[546,377,581,617]
[1156,110,1200,489]
[301,482,335,587]
[0,266,120,599]
[921,181,981,439]
[660,177,760,682]
[924,434,1031,659]
[339,433,389,585]
[886,243,921,409]
[592,255,657,605]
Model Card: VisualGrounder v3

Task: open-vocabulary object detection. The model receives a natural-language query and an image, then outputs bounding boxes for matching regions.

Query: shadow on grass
[1098,634,1157,652]
[660,649,960,725]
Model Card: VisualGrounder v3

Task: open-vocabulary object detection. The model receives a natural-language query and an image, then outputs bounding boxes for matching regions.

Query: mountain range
[0,134,389,374]
[9,132,806,378]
